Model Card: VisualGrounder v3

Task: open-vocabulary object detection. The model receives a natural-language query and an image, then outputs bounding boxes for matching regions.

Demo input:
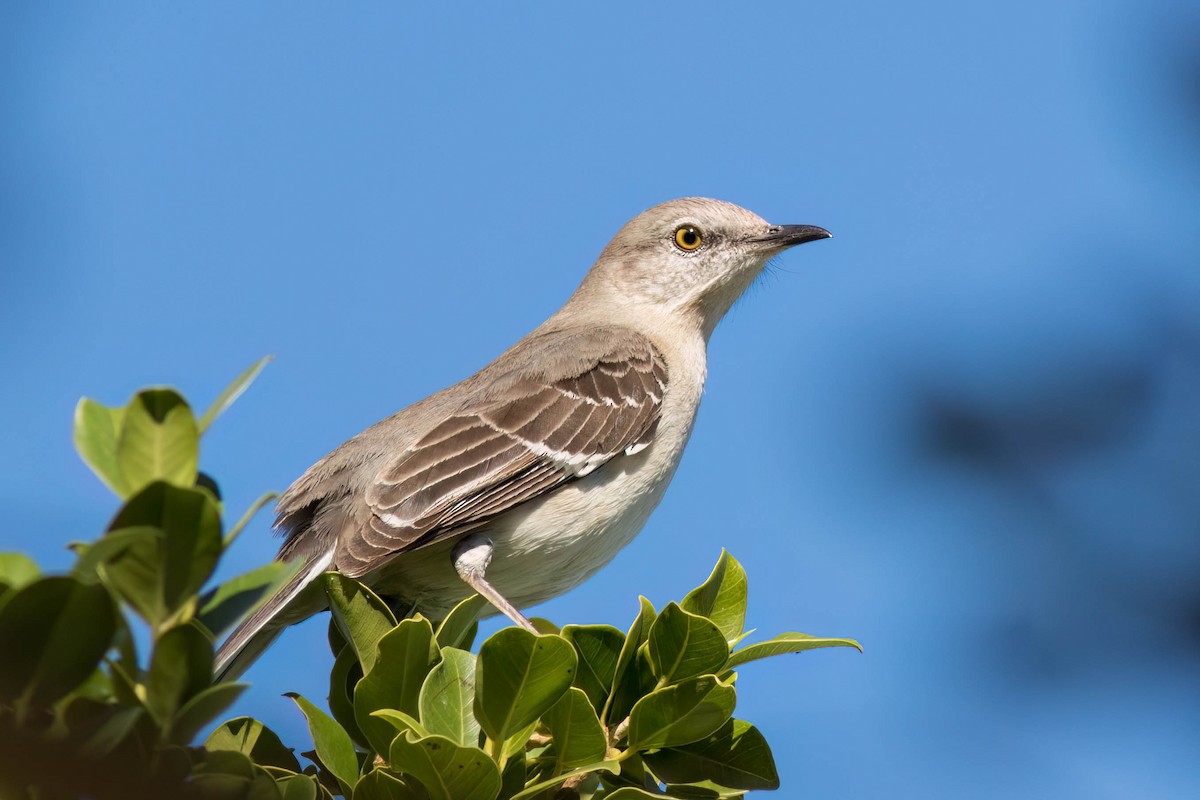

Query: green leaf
[643,718,779,791]
[191,748,282,798]
[507,760,619,800]
[145,621,213,724]
[561,624,624,711]
[168,681,247,745]
[418,647,479,747]
[725,632,862,669]
[627,676,736,751]
[542,686,607,772]
[605,596,656,724]
[278,774,322,800]
[434,593,488,650]
[680,550,748,644]
[207,716,303,772]
[70,526,159,584]
[324,573,397,673]
[0,553,39,595]
[198,561,297,638]
[387,731,501,800]
[647,603,729,685]
[662,780,748,798]
[355,617,439,755]
[0,576,117,710]
[602,790,664,800]
[369,708,430,740]
[500,718,540,762]
[288,692,360,795]
[199,355,273,434]
[116,388,199,494]
[330,644,369,749]
[104,482,223,625]
[225,490,279,548]
[474,628,577,746]
[73,397,129,496]
[498,750,526,800]
[353,769,426,800]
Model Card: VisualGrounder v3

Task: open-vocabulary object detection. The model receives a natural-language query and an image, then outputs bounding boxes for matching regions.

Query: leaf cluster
[0,362,860,800]
[0,358,298,799]
[291,551,860,800]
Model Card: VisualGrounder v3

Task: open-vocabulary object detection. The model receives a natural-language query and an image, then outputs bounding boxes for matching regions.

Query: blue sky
[3,2,1199,797]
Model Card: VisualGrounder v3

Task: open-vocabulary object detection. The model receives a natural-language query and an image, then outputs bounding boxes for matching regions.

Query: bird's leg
[451,533,537,633]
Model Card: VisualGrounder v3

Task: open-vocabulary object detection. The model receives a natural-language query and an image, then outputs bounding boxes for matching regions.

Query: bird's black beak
[747,224,833,249]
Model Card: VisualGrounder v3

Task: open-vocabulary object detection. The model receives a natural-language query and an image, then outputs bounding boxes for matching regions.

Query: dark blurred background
[2,2,1197,797]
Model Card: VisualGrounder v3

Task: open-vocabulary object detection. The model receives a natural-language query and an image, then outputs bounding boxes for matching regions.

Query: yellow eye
[674,226,703,251]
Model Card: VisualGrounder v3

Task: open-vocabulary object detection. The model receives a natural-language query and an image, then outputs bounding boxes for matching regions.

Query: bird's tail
[213,549,334,681]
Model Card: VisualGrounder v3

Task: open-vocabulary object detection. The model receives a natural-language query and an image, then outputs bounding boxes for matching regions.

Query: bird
[214,197,830,679]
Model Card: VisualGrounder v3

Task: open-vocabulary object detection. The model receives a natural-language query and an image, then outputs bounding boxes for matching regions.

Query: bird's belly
[372,442,682,619]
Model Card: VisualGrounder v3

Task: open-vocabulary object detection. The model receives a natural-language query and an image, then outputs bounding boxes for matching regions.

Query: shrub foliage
[0,362,859,799]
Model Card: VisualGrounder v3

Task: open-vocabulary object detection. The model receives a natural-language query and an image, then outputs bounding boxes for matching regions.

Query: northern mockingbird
[215,197,829,679]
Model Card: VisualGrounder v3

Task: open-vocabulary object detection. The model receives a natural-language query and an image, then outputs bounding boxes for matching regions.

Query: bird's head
[573,197,831,338]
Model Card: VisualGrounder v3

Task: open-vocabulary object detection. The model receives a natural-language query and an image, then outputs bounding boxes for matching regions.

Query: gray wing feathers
[343,329,668,575]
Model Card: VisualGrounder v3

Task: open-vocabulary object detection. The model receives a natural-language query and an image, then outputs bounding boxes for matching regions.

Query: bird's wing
[338,329,668,574]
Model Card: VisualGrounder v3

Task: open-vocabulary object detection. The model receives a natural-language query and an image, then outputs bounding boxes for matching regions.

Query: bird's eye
[674,226,703,251]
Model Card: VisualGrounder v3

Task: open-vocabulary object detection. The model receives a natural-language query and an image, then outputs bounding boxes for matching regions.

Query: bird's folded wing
[339,329,668,574]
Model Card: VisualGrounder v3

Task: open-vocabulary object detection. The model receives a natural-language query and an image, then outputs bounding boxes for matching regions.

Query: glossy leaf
[627,676,736,751]
[207,716,302,772]
[73,397,129,496]
[561,624,624,710]
[647,603,729,685]
[352,769,425,800]
[369,708,430,740]
[288,692,360,795]
[681,550,749,644]
[603,790,663,800]
[116,388,199,494]
[145,621,213,724]
[474,628,576,745]
[104,482,223,624]
[725,632,862,669]
[501,718,541,761]
[418,647,479,747]
[324,573,397,673]
[508,760,620,800]
[644,718,779,791]
[278,774,322,800]
[542,686,607,772]
[0,576,116,709]
[168,681,247,745]
[198,561,296,638]
[434,593,488,650]
[355,617,439,755]
[605,596,657,724]
[70,526,159,584]
[387,731,501,800]
[199,355,273,433]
